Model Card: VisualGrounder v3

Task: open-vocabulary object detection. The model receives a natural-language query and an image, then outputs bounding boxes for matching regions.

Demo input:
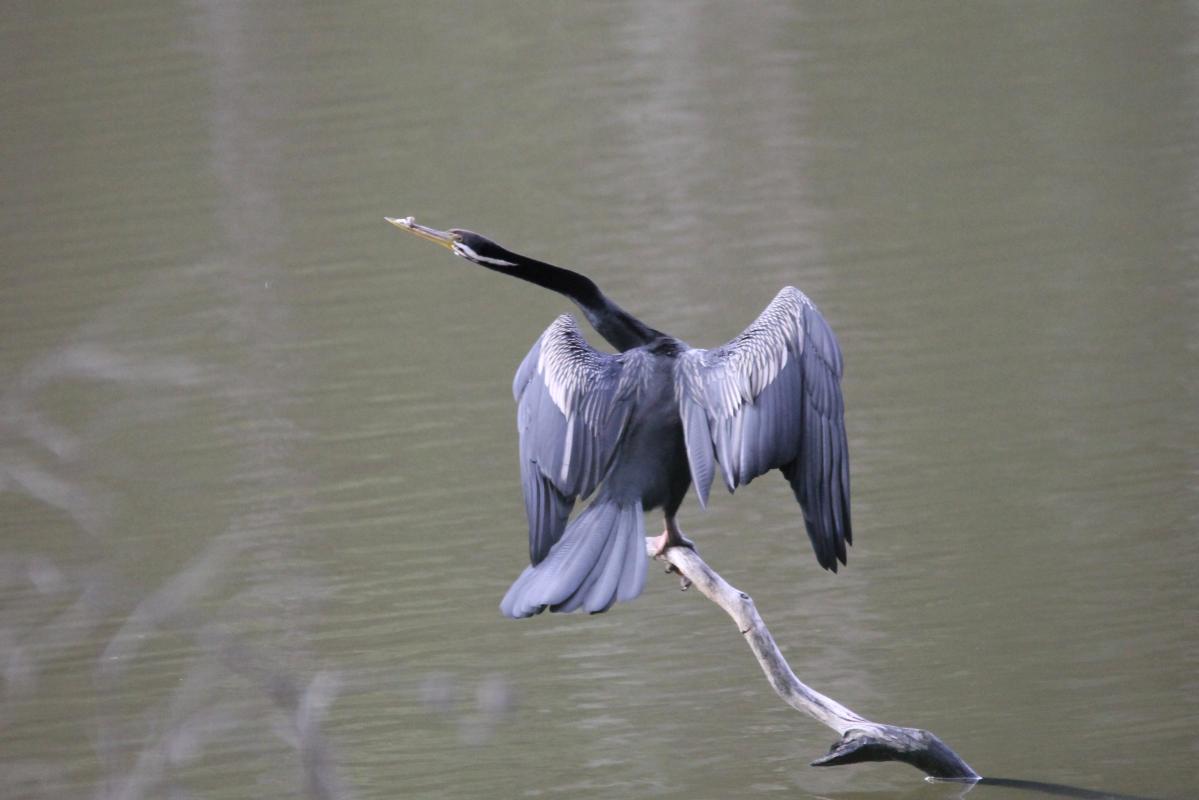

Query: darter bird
[388,217,852,619]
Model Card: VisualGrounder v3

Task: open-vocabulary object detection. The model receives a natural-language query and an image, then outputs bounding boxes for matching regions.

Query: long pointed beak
[385,216,458,251]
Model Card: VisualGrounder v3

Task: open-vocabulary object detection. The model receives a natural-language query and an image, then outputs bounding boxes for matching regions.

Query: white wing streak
[674,287,852,571]
[513,315,648,565]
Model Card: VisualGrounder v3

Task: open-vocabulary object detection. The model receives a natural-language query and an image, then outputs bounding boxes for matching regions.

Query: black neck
[483,253,662,352]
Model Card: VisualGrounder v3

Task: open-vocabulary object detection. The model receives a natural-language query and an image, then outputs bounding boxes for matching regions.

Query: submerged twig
[647,539,979,781]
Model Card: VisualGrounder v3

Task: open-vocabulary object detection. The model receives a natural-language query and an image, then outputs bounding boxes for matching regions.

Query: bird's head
[386,216,517,268]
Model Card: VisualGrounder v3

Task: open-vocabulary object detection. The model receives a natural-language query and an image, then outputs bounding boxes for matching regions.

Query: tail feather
[552,512,626,614]
[500,501,646,618]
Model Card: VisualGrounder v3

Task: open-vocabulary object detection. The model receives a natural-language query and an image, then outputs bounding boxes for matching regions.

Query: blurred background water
[2,2,1197,799]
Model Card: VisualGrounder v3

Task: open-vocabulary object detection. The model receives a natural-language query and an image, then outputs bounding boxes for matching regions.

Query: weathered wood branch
[647,538,979,781]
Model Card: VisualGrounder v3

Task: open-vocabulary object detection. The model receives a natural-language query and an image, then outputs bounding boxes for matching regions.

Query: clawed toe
[652,536,697,559]
[651,524,698,559]
[673,566,692,591]
[653,519,696,590]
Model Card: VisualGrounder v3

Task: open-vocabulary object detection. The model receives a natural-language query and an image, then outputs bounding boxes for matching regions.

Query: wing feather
[513,315,646,565]
[676,287,852,570]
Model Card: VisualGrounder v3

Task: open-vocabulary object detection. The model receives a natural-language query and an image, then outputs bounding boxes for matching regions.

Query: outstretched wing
[675,287,852,570]
[513,315,649,565]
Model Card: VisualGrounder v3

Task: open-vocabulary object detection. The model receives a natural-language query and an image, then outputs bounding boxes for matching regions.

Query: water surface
[2,3,1196,799]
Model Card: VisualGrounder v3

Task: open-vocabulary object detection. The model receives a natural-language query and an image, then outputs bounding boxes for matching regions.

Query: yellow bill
[385,216,459,250]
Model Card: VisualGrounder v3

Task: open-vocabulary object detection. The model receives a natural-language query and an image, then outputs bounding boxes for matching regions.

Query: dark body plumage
[387,218,852,619]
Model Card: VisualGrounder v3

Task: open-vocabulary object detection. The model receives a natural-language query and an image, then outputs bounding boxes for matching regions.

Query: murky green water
[2,3,1196,799]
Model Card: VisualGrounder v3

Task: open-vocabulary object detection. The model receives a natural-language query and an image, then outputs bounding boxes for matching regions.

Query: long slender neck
[484,253,662,352]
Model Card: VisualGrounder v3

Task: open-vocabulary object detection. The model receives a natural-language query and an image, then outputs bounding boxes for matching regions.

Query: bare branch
[647,539,979,781]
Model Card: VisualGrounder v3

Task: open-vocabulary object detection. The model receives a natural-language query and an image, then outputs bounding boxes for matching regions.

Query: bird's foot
[652,520,697,591]
[649,529,696,558]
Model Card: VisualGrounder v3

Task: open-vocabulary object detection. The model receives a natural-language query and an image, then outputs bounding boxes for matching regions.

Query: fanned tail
[500,500,647,619]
